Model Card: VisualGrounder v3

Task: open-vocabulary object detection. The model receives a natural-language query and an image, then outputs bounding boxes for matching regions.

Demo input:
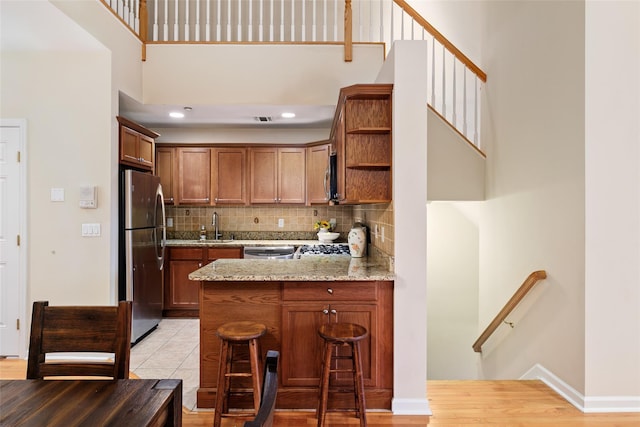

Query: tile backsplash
[352,203,394,257]
[166,203,395,258]
[166,205,354,240]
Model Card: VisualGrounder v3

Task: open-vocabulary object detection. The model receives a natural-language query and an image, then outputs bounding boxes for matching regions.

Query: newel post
[344,0,352,62]
[139,0,148,61]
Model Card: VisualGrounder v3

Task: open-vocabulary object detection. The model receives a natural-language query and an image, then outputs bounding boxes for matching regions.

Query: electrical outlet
[381,226,385,242]
[278,218,284,228]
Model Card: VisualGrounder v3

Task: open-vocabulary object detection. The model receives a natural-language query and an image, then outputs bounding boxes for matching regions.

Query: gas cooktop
[295,243,351,258]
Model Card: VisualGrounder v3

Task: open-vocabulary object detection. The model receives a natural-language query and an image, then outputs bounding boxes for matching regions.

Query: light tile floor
[130,318,201,411]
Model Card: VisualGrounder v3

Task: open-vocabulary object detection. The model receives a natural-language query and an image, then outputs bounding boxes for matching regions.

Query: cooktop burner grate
[296,244,351,257]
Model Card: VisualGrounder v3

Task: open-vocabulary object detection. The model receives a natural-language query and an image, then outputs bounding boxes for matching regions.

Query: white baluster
[280,0,285,41]
[333,0,338,41]
[452,59,457,127]
[195,0,201,41]
[301,0,306,42]
[216,0,221,41]
[358,0,361,42]
[163,0,168,41]
[134,0,140,34]
[248,0,253,42]
[173,0,179,41]
[312,0,317,42]
[227,0,232,41]
[123,0,129,24]
[431,36,436,107]
[369,0,373,43]
[291,0,295,42]
[463,67,467,138]
[205,0,211,41]
[379,0,383,44]
[323,0,327,42]
[441,45,446,117]
[130,0,136,29]
[401,8,405,40]
[153,0,159,41]
[269,0,274,41]
[184,0,190,41]
[259,0,264,42]
[237,0,242,41]
[474,79,479,146]
[390,0,394,46]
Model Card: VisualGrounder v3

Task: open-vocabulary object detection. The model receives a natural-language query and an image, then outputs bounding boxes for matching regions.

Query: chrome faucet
[212,211,222,240]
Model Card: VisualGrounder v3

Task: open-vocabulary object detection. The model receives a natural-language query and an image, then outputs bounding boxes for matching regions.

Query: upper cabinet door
[278,147,306,204]
[118,116,159,172]
[306,143,330,205]
[212,147,247,205]
[177,147,211,205]
[156,147,176,205]
[249,148,278,203]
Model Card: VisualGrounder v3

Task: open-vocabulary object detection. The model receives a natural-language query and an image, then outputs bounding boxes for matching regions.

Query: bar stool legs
[316,322,368,427]
[214,321,267,427]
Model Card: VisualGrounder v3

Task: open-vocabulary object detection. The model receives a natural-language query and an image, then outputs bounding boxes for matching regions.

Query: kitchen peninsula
[189,256,394,410]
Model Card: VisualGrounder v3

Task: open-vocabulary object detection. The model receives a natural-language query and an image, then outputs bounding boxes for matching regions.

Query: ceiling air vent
[254,116,273,122]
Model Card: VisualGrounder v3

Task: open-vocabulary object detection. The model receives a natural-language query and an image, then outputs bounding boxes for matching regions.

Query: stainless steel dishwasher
[243,246,295,259]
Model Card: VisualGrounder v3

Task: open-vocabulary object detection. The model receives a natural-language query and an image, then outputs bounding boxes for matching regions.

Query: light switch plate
[81,223,101,237]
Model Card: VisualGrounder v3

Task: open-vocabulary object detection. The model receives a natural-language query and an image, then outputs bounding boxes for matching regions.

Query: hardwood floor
[2,358,639,426]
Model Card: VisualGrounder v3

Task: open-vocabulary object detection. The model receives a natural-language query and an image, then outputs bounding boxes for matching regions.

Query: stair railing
[101,0,486,147]
[472,270,548,353]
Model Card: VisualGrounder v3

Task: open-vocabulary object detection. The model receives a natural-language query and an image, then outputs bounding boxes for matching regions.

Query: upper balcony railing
[104,0,486,149]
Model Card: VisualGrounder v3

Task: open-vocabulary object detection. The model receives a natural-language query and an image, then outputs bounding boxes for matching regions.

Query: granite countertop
[188,257,395,282]
[165,239,320,248]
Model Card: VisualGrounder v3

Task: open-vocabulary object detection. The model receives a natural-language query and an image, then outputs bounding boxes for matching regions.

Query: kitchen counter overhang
[188,257,395,282]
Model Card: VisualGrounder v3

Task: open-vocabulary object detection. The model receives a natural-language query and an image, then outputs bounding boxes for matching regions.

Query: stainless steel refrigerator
[119,169,166,344]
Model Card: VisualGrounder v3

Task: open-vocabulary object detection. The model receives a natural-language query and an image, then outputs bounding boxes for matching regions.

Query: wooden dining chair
[243,350,280,427]
[26,300,132,379]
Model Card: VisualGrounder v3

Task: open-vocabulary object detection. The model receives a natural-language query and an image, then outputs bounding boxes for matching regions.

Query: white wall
[427,202,479,380]
[1,49,112,305]
[144,44,385,106]
[378,41,430,414]
[584,0,640,407]
[478,0,586,391]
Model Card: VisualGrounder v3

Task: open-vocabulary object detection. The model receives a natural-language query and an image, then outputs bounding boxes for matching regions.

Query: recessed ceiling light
[281,112,296,119]
[169,111,184,119]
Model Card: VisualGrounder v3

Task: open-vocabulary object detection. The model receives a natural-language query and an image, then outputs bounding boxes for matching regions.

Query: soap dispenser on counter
[348,222,367,258]
[199,225,207,241]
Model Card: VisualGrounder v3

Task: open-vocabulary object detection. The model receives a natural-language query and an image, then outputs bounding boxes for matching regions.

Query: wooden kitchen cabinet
[177,147,211,205]
[331,84,393,204]
[280,282,380,388]
[155,147,176,204]
[197,279,393,410]
[211,147,247,205]
[163,246,242,317]
[306,142,331,205]
[117,116,159,171]
[249,147,306,204]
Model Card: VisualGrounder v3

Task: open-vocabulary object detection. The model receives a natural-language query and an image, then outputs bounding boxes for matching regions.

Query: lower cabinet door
[167,260,202,309]
[280,303,377,388]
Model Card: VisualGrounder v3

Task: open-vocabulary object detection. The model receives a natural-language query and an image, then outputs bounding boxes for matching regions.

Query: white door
[0,120,26,357]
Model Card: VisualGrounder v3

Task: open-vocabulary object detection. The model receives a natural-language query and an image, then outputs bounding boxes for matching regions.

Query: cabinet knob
[330,309,337,315]
[327,288,333,295]
[322,309,329,315]
[198,263,202,267]
[214,197,218,202]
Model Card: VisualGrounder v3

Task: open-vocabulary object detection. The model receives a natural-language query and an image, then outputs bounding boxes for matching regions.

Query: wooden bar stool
[316,322,368,427]
[214,321,267,427]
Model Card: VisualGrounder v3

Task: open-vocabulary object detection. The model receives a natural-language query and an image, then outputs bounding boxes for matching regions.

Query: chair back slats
[27,301,132,380]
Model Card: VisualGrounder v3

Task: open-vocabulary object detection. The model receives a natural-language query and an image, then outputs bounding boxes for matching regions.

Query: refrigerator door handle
[155,183,167,270]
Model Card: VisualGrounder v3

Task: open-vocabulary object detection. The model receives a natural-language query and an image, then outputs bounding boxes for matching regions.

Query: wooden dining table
[0,378,182,426]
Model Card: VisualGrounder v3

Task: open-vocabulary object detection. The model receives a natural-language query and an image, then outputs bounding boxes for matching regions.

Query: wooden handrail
[472,270,547,352]
[393,0,487,82]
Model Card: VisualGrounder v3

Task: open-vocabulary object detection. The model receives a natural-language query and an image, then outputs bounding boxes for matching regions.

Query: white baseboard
[522,363,640,413]
[391,398,432,415]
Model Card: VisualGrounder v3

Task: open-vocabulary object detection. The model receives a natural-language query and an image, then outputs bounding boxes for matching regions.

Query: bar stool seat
[214,321,267,427]
[316,322,368,427]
